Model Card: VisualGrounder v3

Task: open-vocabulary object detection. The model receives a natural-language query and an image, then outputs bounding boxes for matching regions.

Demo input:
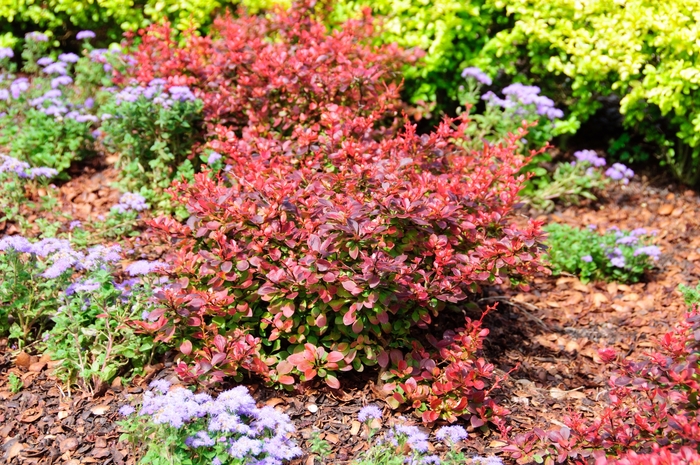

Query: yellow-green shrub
[330,0,500,106]
[483,0,700,184]
[0,0,277,43]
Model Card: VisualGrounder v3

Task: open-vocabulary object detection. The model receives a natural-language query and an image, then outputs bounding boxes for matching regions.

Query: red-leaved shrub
[504,311,700,464]
[136,109,545,422]
[119,2,412,135]
[609,446,700,465]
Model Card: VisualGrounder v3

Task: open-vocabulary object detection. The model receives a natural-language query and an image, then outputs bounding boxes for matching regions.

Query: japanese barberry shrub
[117,3,410,137]
[504,310,700,464]
[137,111,546,425]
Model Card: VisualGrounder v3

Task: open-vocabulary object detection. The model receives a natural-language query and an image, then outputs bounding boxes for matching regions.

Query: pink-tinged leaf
[377,350,389,368]
[349,246,359,260]
[236,260,250,271]
[377,311,389,324]
[325,374,340,389]
[470,415,485,428]
[278,375,295,385]
[352,319,364,334]
[281,302,295,317]
[326,351,344,363]
[211,352,227,366]
[342,310,356,326]
[180,340,193,356]
[341,280,360,294]
[221,261,233,272]
[303,368,318,379]
[213,335,227,352]
[315,314,327,327]
[422,411,439,423]
[277,359,294,375]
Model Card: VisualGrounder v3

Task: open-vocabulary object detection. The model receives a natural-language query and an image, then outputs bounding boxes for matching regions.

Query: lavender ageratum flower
[0,154,30,176]
[51,75,73,88]
[461,67,492,86]
[0,89,9,101]
[80,244,121,270]
[422,456,441,465]
[0,47,13,59]
[58,52,80,63]
[229,437,264,459]
[126,260,168,276]
[634,245,661,260]
[75,114,98,123]
[148,78,167,87]
[31,237,73,257]
[167,85,196,101]
[207,151,222,165]
[149,379,171,394]
[387,425,429,453]
[42,104,68,116]
[26,167,59,179]
[357,405,382,422]
[630,228,647,237]
[573,149,606,167]
[69,220,82,230]
[435,425,468,443]
[113,192,148,212]
[43,89,62,99]
[610,256,626,268]
[26,32,49,42]
[43,62,68,74]
[581,255,593,263]
[42,248,83,278]
[472,457,504,465]
[0,235,32,253]
[10,78,29,98]
[212,458,222,465]
[481,91,515,109]
[37,57,54,66]
[118,405,136,416]
[191,431,216,448]
[616,235,638,246]
[605,163,634,184]
[84,97,95,109]
[76,30,96,40]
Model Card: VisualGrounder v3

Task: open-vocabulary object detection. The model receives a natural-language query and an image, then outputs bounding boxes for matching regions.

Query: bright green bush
[331,0,499,106]
[0,0,277,44]
[483,0,700,184]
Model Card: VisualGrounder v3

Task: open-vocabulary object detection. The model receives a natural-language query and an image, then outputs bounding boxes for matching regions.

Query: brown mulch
[1,168,699,464]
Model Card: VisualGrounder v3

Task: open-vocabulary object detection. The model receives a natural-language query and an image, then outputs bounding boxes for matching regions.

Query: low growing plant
[504,309,700,463]
[46,266,161,395]
[119,381,303,465]
[0,235,121,347]
[101,81,203,211]
[544,224,659,283]
[522,150,633,212]
[8,372,23,393]
[0,154,58,229]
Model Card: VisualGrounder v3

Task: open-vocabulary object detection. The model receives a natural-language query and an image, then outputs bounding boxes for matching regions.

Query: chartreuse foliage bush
[329,0,498,107]
[0,0,279,46]
[483,0,700,185]
[544,224,659,284]
[504,310,700,464]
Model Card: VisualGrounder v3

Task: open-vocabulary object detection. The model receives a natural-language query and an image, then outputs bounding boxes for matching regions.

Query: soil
[1,162,698,464]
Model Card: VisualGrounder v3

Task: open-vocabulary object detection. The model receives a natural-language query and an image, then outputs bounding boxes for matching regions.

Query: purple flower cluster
[634,245,661,260]
[0,47,14,60]
[9,77,29,99]
[605,163,634,184]
[490,83,564,120]
[26,32,49,42]
[115,80,197,108]
[124,383,302,465]
[0,235,121,278]
[76,30,96,40]
[113,192,148,213]
[207,151,222,165]
[434,425,468,443]
[0,154,58,179]
[607,247,626,268]
[357,405,382,422]
[461,67,492,86]
[483,83,564,120]
[383,424,429,453]
[573,150,606,167]
[125,260,168,276]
